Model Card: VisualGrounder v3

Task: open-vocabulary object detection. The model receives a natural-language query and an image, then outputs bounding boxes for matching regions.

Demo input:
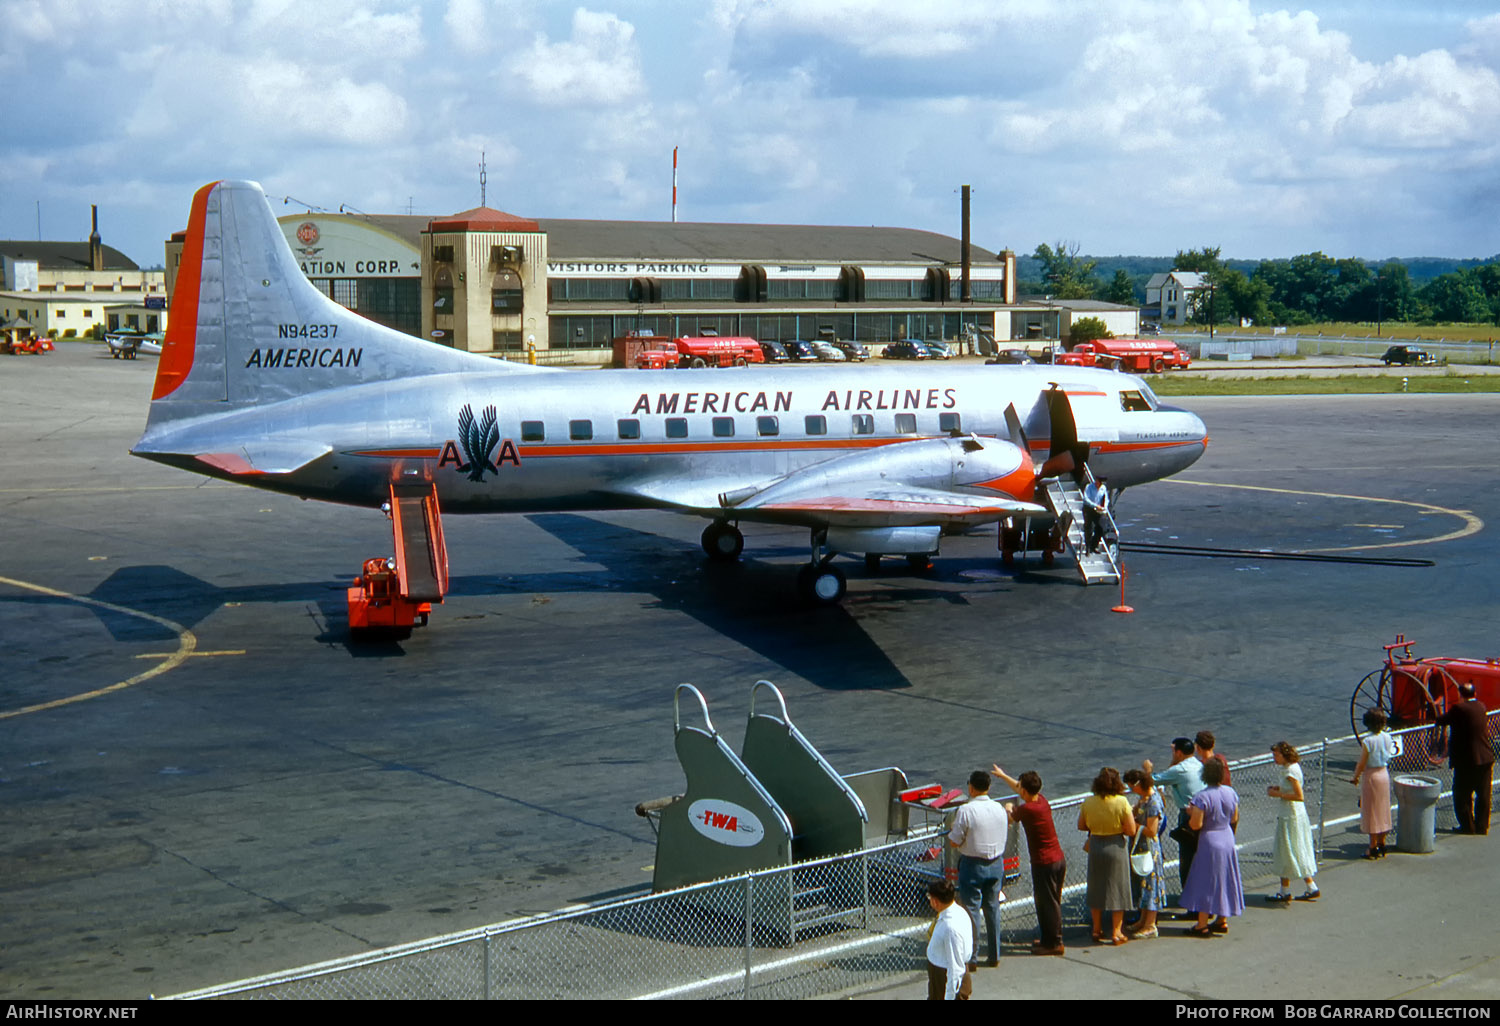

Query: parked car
[881,339,928,360]
[986,348,1035,365]
[917,341,953,360]
[759,340,790,363]
[809,341,847,362]
[828,339,869,361]
[1382,345,1436,366]
[783,339,820,361]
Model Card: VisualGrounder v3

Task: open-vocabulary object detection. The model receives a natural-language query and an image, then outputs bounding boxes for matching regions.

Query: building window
[521,421,545,442]
[665,418,688,438]
[617,419,640,439]
[805,415,827,435]
[939,412,962,433]
[756,416,779,436]
[492,269,523,312]
[712,417,734,438]
[894,413,917,434]
[852,414,874,435]
[569,419,593,441]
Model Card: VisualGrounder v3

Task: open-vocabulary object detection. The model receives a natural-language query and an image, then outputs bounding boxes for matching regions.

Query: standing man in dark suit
[1437,683,1496,834]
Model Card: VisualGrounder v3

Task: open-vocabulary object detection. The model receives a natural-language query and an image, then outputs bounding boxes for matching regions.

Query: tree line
[1018,242,1500,326]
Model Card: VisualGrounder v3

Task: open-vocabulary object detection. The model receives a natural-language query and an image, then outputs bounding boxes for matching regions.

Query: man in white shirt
[926,880,974,1000]
[1082,476,1110,554]
[947,769,1009,966]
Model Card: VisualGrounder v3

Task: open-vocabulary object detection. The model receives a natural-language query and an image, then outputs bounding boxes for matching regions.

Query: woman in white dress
[1266,741,1319,902]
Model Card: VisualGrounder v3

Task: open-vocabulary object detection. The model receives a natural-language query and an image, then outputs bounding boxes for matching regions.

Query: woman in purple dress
[1179,757,1244,936]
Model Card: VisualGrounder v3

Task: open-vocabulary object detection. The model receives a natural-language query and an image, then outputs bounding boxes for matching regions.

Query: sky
[3,0,1499,269]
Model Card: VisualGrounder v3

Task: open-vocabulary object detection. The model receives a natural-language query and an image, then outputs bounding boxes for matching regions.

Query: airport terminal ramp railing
[165,713,1497,1001]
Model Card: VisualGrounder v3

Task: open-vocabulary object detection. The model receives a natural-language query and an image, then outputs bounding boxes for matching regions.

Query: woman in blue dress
[1179,757,1244,936]
[1122,768,1165,938]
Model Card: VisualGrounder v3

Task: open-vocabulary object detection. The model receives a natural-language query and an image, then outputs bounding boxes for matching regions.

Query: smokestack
[960,185,971,303]
[89,204,104,272]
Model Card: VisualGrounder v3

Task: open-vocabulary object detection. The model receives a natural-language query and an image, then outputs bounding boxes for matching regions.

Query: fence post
[1318,737,1329,862]
[861,850,871,929]
[483,924,495,996]
[743,876,754,1000]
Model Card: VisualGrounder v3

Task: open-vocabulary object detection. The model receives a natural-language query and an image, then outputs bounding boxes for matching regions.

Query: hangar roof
[534,219,999,265]
[290,213,999,266]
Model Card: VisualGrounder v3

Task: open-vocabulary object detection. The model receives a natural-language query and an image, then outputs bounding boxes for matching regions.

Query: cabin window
[894,413,917,434]
[665,418,688,438]
[617,418,640,439]
[939,412,962,434]
[757,416,779,437]
[851,414,875,435]
[804,415,827,436]
[712,417,735,438]
[569,419,593,441]
[1119,389,1154,412]
[521,420,545,442]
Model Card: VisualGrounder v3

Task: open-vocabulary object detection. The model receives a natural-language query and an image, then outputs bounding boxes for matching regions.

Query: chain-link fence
[167,713,1496,1001]
[1178,331,1500,365]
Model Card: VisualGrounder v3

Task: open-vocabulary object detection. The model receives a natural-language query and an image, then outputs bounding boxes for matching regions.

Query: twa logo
[687,798,764,848]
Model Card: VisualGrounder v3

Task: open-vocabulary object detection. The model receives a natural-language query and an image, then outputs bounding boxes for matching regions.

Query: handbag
[1129,832,1154,876]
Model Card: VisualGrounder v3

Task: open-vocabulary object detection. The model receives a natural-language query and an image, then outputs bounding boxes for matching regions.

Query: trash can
[1393,775,1441,854]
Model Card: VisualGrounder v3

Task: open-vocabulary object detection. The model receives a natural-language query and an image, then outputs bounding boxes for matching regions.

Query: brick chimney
[89,205,104,271]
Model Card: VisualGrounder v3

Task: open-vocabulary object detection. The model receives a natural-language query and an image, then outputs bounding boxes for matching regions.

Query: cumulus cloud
[509,8,645,106]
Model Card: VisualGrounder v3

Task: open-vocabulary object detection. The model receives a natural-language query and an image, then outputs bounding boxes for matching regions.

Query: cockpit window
[1119,389,1155,413]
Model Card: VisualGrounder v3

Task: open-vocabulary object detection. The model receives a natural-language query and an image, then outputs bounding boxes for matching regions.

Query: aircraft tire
[798,564,847,604]
[701,521,744,561]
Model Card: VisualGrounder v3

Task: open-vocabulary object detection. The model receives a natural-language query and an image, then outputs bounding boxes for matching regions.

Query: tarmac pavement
[842,821,1497,1002]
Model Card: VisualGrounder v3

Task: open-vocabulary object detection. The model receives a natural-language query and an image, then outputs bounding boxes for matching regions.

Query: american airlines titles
[628,388,957,416]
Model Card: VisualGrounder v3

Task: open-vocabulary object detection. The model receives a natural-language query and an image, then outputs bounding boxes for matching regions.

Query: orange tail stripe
[152,181,219,400]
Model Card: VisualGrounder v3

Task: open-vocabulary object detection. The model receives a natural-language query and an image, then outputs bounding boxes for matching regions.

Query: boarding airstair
[346,480,449,639]
[1040,468,1121,586]
[636,682,914,943]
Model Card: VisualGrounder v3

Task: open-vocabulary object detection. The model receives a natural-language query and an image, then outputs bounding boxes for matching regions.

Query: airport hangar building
[168,203,1136,363]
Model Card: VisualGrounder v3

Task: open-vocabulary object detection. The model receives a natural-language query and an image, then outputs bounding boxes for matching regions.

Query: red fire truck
[634,336,766,369]
[1053,337,1191,374]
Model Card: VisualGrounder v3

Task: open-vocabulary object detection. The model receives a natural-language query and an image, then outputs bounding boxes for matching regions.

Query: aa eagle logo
[438,403,520,481]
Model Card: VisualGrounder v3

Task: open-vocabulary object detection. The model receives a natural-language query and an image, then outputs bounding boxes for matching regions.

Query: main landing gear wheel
[798,563,847,604]
[701,521,744,561]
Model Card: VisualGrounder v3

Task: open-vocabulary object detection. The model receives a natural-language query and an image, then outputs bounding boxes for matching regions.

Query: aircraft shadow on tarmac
[13,514,1048,690]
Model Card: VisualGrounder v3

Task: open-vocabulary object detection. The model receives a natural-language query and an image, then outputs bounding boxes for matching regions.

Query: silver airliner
[133,180,1207,612]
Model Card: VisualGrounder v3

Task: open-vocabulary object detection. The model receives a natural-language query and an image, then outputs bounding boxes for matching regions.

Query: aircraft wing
[729,481,1045,527]
[605,435,1047,528]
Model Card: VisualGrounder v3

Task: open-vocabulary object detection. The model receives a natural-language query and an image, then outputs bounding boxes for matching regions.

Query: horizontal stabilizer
[195,440,332,477]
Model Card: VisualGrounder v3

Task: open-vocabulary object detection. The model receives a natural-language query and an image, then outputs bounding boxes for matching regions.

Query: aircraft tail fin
[147,180,541,428]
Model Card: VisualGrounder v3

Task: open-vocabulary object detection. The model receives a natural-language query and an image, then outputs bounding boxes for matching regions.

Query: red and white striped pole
[672,146,678,223]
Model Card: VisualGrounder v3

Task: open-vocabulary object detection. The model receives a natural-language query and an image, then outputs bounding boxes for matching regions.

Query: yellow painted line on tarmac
[1166,480,1484,552]
[0,574,197,720]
